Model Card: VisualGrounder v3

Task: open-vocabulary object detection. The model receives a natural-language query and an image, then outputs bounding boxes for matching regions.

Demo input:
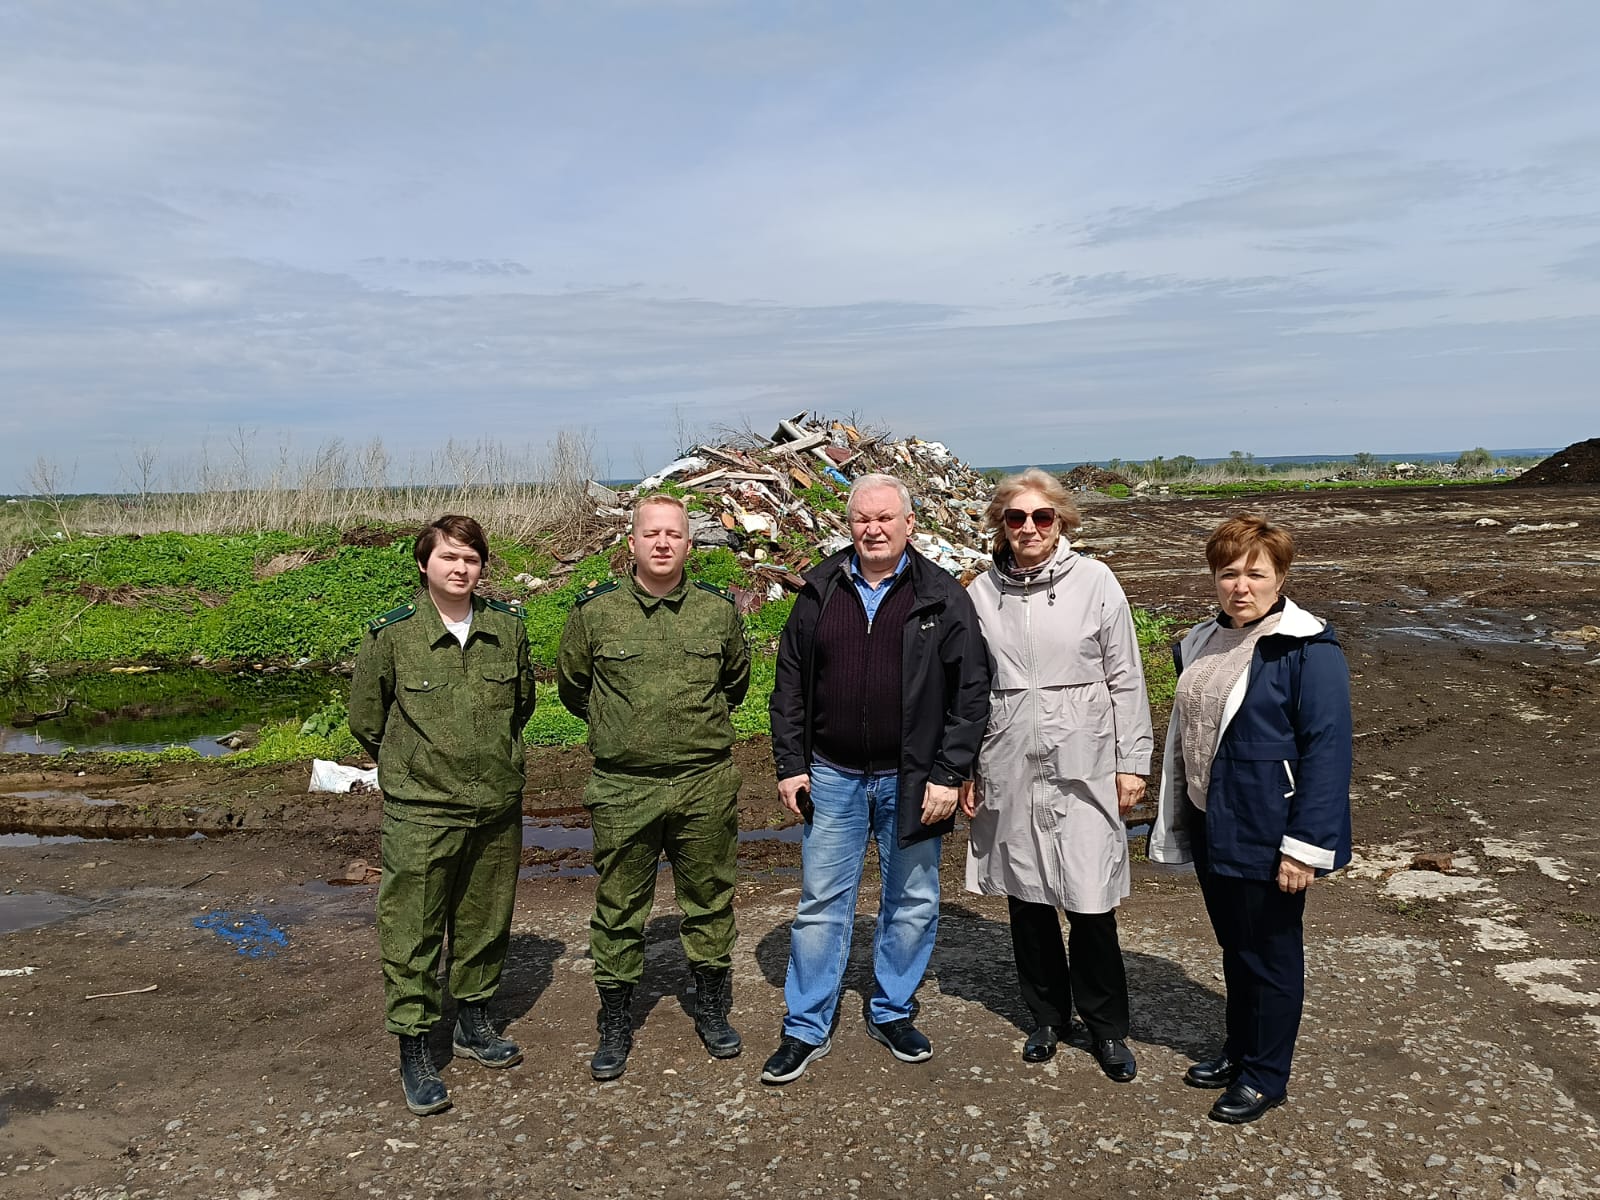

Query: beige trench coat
[964,543,1153,913]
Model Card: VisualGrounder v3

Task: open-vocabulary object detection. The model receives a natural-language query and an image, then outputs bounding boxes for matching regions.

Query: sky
[4,0,1599,490]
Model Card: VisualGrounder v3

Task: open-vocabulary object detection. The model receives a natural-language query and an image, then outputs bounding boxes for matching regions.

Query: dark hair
[1205,513,1294,576]
[415,514,489,584]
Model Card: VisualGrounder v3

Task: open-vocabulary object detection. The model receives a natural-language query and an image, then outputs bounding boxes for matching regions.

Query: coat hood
[983,539,1079,601]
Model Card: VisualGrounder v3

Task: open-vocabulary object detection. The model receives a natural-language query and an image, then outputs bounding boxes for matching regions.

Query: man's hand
[1115,772,1147,817]
[777,773,811,818]
[922,781,960,825]
[1277,854,1315,894]
[958,779,978,819]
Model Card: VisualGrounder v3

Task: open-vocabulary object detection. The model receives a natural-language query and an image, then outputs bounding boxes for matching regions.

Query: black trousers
[1184,800,1306,1099]
[1007,896,1130,1041]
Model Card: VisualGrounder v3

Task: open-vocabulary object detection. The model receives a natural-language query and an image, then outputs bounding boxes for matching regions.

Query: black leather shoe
[397,1033,451,1116]
[1022,1025,1059,1063]
[759,1035,831,1084]
[452,1003,524,1068]
[1091,1038,1137,1082]
[1209,1083,1286,1124]
[1184,1053,1241,1090]
[866,1018,932,1063]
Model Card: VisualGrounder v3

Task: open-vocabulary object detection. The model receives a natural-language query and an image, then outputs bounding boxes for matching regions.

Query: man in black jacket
[760,473,991,1085]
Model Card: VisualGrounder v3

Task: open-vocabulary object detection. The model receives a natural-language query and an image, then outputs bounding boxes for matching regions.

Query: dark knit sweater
[809,574,915,772]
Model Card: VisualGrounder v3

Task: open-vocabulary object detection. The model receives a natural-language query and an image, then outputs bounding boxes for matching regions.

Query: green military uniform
[349,590,538,1036]
[557,572,750,986]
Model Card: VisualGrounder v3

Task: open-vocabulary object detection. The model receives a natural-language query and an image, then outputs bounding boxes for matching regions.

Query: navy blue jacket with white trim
[1149,598,1353,880]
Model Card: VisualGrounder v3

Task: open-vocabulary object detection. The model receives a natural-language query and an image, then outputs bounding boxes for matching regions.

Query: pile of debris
[561,413,997,603]
[1060,464,1132,491]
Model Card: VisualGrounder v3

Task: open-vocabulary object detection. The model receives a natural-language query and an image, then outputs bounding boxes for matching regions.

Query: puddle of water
[522,818,593,852]
[0,833,116,847]
[739,825,805,844]
[5,791,115,805]
[0,891,95,936]
[0,667,338,756]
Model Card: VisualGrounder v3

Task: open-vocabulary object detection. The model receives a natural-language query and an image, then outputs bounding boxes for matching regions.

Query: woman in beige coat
[961,468,1153,1081]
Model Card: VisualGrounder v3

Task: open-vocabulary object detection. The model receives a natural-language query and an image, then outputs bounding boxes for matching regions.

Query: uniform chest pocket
[481,665,518,686]
[398,677,452,718]
[682,640,724,687]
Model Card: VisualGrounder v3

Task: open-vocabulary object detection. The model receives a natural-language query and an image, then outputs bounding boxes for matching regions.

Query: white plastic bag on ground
[309,759,378,793]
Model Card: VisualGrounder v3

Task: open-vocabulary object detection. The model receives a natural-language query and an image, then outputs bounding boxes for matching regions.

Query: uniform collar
[629,568,689,609]
[418,590,496,646]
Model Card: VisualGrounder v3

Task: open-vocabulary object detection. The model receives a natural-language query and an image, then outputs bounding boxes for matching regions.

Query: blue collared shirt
[849,551,909,628]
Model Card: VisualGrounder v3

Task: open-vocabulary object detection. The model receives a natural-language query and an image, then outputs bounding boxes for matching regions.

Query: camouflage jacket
[349,590,537,825]
[556,572,750,774]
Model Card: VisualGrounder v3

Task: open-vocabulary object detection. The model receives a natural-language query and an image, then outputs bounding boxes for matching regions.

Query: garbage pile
[1060,464,1131,491]
[563,412,998,602]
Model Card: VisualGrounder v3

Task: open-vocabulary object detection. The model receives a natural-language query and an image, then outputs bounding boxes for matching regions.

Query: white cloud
[2,0,1599,487]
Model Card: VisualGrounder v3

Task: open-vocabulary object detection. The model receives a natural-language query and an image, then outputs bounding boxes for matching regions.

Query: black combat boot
[398,1033,451,1116]
[452,1003,524,1068]
[692,966,742,1059]
[590,984,635,1081]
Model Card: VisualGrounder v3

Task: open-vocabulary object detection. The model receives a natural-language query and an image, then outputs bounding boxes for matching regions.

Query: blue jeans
[781,760,943,1044]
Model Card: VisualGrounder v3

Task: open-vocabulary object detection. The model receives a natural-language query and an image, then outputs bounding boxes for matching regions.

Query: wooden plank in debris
[719,511,737,530]
[764,431,829,456]
[698,446,757,469]
[681,468,729,487]
[789,466,814,489]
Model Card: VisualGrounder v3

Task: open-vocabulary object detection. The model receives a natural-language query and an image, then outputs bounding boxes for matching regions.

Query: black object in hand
[797,786,814,823]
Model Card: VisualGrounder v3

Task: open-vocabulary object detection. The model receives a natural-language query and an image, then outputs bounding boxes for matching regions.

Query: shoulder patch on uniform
[693,580,736,604]
[368,601,417,632]
[483,597,523,617]
[574,579,620,606]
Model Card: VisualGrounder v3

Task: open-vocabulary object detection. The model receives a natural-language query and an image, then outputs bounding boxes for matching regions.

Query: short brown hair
[984,468,1080,559]
[1205,513,1294,576]
[415,514,489,583]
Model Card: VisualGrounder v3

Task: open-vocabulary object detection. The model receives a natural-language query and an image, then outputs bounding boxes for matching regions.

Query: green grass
[1162,477,1509,497]
[1132,608,1184,708]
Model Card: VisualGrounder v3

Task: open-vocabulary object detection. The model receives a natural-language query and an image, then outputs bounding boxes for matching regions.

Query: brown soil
[4,483,1600,1199]
[1510,437,1600,486]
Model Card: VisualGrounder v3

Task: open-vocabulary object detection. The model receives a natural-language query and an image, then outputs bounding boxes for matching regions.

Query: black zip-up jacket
[770,546,992,848]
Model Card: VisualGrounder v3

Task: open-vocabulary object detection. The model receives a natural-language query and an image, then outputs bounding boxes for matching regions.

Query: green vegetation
[1132,608,1184,708]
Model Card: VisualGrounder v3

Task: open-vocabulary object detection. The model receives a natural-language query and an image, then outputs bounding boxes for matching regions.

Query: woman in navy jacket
[1150,514,1352,1124]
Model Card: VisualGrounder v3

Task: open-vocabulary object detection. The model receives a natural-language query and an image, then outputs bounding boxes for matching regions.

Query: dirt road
[3,483,1598,1199]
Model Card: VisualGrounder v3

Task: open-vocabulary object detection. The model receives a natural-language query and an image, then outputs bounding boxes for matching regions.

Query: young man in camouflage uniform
[557,494,751,1080]
[349,514,538,1116]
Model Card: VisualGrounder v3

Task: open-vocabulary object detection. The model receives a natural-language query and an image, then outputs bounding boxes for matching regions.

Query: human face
[1001,487,1060,569]
[848,486,914,577]
[629,502,690,591]
[423,536,483,605]
[1214,551,1284,624]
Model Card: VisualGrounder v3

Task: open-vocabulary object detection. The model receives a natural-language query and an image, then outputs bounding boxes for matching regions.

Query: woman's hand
[1115,772,1146,816]
[1277,854,1315,893]
[958,779,977,818]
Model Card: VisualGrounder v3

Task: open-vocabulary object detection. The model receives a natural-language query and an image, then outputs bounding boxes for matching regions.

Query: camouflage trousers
[377,809,520,1036]
[586,758,741,986]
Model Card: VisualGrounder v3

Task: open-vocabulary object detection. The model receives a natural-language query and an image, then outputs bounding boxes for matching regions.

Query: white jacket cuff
[1280,836,1335,871]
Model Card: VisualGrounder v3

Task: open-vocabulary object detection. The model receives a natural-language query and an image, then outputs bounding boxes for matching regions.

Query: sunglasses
[1003,508,1056,531]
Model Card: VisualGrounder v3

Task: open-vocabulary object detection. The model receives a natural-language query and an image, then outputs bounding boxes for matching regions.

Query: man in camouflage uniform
[349,514,538,1116]
[557,493,751,1080]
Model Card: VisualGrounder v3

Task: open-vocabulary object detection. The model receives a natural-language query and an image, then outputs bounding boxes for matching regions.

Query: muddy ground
[2,484,1598,1200]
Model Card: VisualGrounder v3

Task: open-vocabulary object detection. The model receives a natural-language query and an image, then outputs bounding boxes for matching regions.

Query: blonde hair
[630,493,689,534]
[984,468,1080,559]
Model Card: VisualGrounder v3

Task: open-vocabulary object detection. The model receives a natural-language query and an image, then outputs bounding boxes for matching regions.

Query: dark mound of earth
[1511,438,1600,486]
[1061,464,1131,489]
